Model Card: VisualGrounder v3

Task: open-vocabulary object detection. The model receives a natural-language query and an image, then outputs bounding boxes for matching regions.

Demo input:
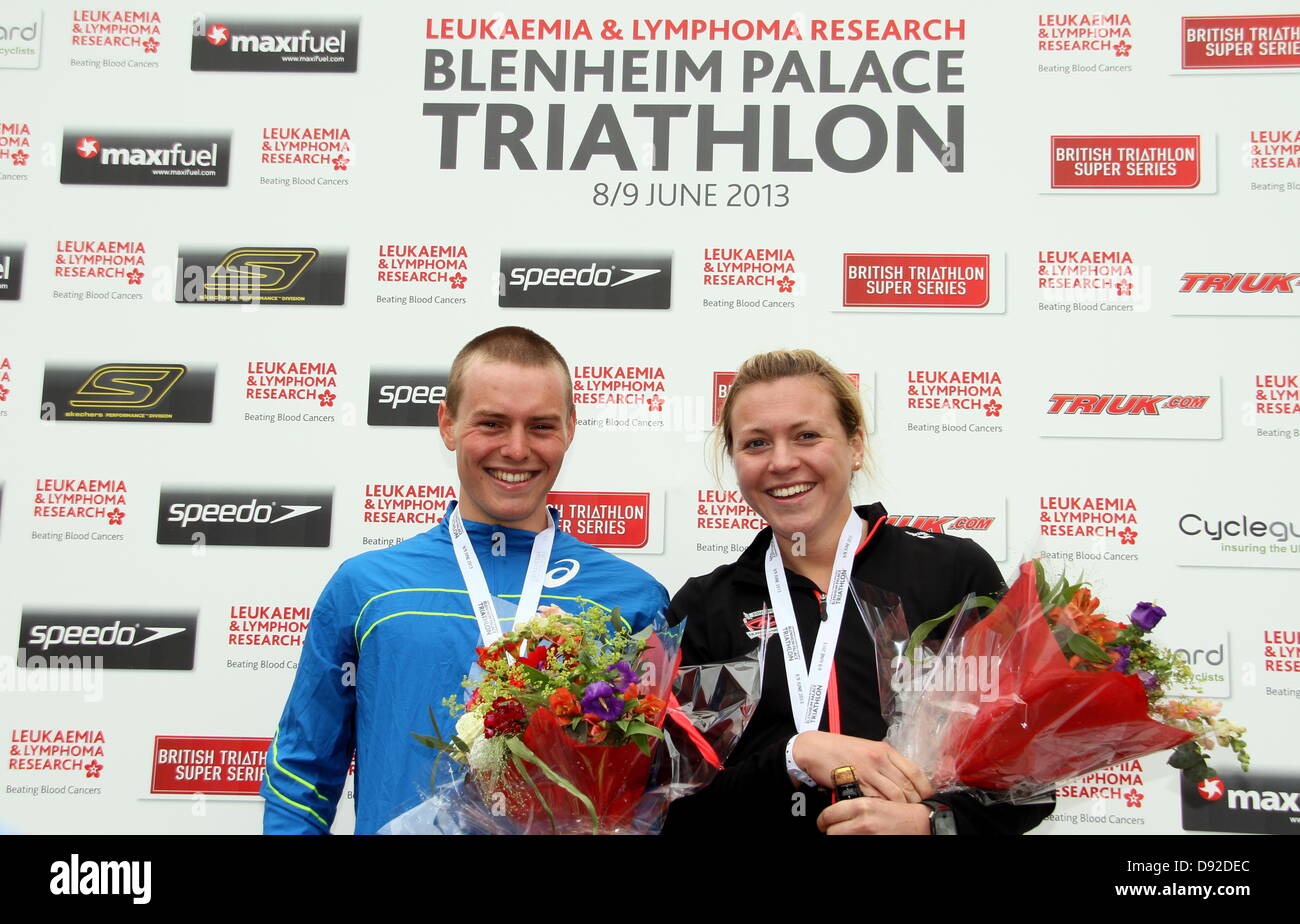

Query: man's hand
[791,731,934,803]
[817,798,930,835]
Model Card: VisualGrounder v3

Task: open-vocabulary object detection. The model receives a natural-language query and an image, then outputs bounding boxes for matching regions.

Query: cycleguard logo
[18,609,197,670]
[60,130,230,186]
[0,10,41,69]
[191,15,359,72]
[843,253,993,310]
[367,368,448,427]
[176,246,346,305]
[151,735,269,795]
[156,487,332,547]
[1175,510,1300,569]
[1181,772,1300,834]
[0,243,23,299]
[41,362,215,422]
[499,252,671,309]
[1040,379,1221,439]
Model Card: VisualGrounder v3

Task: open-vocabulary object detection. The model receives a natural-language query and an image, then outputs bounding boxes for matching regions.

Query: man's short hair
[445,326,573,415]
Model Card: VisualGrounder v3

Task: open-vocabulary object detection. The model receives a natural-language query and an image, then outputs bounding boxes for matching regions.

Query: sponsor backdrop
[1,1,1297,836]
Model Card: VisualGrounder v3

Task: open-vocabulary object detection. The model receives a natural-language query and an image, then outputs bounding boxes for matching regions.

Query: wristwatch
[921,799,956,835]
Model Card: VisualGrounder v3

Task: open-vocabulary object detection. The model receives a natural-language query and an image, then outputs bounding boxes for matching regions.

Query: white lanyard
[764,510,862,733]
[448,504,556,645]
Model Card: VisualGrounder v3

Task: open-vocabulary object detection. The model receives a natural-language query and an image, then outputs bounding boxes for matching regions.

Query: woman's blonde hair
[714,349,872,476]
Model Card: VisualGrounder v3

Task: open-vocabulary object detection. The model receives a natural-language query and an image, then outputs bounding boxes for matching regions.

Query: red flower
[483,697,527,738]
[581,714,609,744]
[549,687,581,719]
[517,642,552,669]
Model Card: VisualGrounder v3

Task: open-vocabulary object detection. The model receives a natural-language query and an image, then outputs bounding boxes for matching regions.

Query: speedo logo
[1046,394,1210,414]
[508,264,661,291]
[156,488,332,547]
[886,515,994,533]
[498,252,672,309]
[379,383,445,408]
[166,499,321,528]
[18,610,197,670]
[1180,272,1300,294]
[26,621,187,651]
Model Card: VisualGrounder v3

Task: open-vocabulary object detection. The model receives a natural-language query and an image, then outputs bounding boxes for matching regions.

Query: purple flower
[608,660,637,692]
[581,681,625,721]
[1130,602,1166,632]
[1110,645,1132,674]
[1137,670,1159,691]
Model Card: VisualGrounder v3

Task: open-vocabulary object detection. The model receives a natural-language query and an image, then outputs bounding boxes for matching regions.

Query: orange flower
[549,687,581,719]
[1049,588,1125,647]
[634,694,665,721]
[622,683,640,701]
[582,713,608,744]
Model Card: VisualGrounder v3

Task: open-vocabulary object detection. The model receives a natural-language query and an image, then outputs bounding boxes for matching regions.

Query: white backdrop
[1,1,1297,835]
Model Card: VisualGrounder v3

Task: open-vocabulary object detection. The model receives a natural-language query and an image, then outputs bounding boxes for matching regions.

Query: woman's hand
[817,798,931,835]
[791,731,935,802]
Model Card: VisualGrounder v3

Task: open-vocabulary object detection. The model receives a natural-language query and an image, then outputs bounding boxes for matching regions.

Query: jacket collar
[732,502,889,589]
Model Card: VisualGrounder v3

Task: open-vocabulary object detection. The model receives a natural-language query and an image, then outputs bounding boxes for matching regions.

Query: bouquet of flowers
[384,604,760,834]
[861,560,1249,802]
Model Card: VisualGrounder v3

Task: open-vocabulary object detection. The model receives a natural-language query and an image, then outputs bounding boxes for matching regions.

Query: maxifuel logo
[18,610,197,670]
[499,252,671,309]
[41,362,215,422]
[175,246,347,305]
[0,244,24,299]
[156,488,332,547]
[191,15,359,72]
[0,10,42,69]
[60,131,230,187]
[1182,773,1300,834]
[367,368,448,427]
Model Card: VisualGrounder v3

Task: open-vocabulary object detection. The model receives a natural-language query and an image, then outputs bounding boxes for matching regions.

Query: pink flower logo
[331,154,350,171]
[1114,41,1132,57]
[85,760,103,779]
[1118,527,1138,545]
[319,390,337,408]
[107,508,125,526]
[983,399,1002,418]
[449,273,467,289]
[143,37,160,53]
[777,275,795,293]
[1123,788,1143,808]
[11,149,29,166]
[647,395,664,412]
[127,267,144,285]
[1115,280,1133,296]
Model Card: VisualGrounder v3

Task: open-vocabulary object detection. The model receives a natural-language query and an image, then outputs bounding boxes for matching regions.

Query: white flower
[455,711,484,746]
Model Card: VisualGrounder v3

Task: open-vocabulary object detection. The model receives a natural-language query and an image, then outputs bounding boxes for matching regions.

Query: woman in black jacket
[665,349,1053,836]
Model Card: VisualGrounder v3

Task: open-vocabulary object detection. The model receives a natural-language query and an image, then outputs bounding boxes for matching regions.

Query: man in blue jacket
[261,327,669,834]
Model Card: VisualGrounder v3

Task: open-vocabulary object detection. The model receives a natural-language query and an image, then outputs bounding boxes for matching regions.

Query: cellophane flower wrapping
[857,562,1193,803]
[380,612,762,834]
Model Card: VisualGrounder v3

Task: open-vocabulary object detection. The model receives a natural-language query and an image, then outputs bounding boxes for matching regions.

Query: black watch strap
[921,799,957,835]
